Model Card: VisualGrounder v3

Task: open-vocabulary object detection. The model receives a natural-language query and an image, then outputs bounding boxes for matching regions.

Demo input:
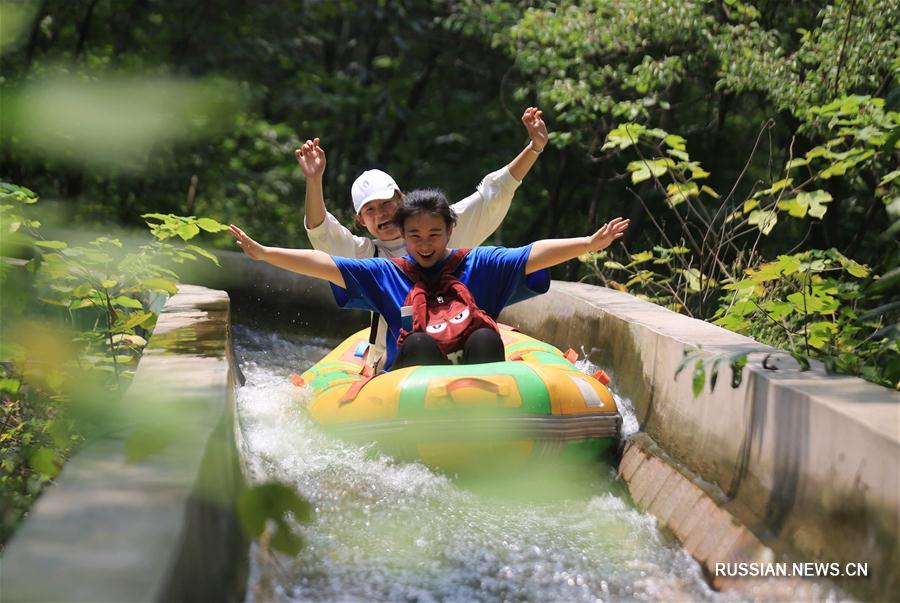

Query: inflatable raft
[293,326,621,472]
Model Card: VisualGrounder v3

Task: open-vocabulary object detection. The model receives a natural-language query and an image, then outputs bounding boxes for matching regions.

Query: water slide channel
[233,324,729,602]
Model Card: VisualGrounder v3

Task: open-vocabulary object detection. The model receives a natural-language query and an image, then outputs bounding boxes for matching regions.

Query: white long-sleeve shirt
[304,165,522,368]
[306,166,521,258]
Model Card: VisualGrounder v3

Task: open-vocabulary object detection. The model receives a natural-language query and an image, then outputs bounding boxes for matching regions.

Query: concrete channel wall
[498,281,899,600]
[1,285,245,602]
[197,250,899,598]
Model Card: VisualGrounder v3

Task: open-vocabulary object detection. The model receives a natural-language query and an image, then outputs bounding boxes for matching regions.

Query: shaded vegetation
[0,0,897,551]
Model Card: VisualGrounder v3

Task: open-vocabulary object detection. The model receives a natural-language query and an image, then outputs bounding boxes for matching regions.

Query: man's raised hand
[295,137,326,178]
[522,107,549,153]
[586,217,630,252]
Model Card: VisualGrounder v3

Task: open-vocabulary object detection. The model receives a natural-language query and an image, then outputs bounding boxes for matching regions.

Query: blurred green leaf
[2,76,243,171]
[34,240,67,250]
[238,482,313,555]
[125,425,176,463]
[142,278,178,295]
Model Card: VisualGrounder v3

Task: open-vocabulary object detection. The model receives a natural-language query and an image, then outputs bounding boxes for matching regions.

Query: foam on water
[233,325,726,602]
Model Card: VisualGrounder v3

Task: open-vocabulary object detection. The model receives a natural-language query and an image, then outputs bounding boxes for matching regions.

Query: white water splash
[234,325,726,602]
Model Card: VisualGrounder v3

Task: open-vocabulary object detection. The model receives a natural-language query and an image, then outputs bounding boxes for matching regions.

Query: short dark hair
[392,188,458,231]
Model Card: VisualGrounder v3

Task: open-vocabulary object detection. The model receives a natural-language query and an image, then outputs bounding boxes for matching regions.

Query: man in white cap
[295,107,549,368]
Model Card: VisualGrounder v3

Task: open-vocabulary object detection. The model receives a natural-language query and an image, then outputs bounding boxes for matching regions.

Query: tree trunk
[74,0,99,60]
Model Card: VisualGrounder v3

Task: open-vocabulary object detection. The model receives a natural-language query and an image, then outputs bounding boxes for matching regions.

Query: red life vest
[390,249,498,356]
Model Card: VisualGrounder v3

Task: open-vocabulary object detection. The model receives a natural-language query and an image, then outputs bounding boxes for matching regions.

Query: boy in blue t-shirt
[230,190,629,371]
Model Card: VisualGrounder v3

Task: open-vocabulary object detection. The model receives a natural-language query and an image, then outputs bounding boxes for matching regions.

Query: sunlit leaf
[630,251,654,264]
[700,185,720,199]
[35,240,67,249]
[187,244,221,267]
[777,197,807,218]
[820,160,849,179]
[748,210,778,235]
[175,223,200,241]
[114,296,144,310]
[116,311,154,331]
[785,158,809,169]
[29,448,61,478]
[880,169,900,186]
[800,190,833,219]
[664,134,686,150]
[195,218,230,232]
[754,178,793,198]
[143,278,178,295]
[665,182,699,207]
[765,301,794,320]
[602,123,646,150]
[678,268,703,292]
[0,378,21,394]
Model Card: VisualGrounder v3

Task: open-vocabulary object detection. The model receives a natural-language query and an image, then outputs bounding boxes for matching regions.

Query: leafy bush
[578,95,899,389]
[0,182,227,546]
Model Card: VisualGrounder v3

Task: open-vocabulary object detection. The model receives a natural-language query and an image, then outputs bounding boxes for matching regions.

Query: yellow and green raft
[293,326,621,472]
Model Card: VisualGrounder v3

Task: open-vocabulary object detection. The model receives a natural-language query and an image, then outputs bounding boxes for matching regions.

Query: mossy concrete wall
[1,285,245,602]
[499,281,899,599]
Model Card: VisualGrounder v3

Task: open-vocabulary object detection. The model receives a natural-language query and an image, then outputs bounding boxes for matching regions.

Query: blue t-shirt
[330,245,550,370]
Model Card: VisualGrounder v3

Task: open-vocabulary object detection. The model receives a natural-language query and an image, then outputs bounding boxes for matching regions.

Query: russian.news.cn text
[715,562,868,578]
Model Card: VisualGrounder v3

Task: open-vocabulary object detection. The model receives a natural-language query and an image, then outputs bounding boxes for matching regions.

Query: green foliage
[716,249,898,388]
[0,183,226,545]
[2,75,244,171]
[1,360,78,546]
[579,93,897,389]
[0,0,521,247]
[675,347,749,397]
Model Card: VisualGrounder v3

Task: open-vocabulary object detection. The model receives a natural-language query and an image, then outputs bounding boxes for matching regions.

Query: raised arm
[295,137,327,229]
[525,217,630,275]
[507,107,549,182]
[229,224,345,287]
[449,107,549,248]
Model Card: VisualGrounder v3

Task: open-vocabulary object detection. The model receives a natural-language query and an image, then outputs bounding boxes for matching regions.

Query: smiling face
[402,212,452,268]
[355,192,403,241]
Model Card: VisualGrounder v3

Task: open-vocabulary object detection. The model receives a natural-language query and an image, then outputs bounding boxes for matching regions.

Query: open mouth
[377,221,393,231]
[418,250,435,260]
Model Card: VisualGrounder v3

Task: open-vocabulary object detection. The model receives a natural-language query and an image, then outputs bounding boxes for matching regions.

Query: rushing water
[233,325,726,602]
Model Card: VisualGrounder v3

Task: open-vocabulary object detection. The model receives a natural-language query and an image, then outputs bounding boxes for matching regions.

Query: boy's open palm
[295,137,326,178]
[586,217,629,252]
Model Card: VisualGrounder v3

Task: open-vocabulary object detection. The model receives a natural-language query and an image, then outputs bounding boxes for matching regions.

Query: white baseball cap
[351,169,400,214]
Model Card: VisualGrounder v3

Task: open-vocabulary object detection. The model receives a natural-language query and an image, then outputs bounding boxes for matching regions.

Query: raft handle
[434,377,509,398]
[592,370,611,385]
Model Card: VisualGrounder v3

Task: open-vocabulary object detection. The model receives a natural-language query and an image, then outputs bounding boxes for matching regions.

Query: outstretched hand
[229,224,266,260]
[295,137,326,178]
[522,107,549,152]
[586,217,630,252]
